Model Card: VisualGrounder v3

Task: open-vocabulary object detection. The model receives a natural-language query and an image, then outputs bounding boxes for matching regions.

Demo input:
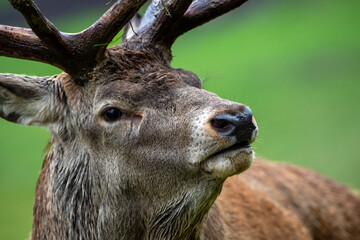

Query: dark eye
[102,108,122,123]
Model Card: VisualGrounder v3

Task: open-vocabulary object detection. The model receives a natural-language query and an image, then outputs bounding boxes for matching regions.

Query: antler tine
[133,0,193,45]
[9,0,70,56]
[162,0,248,46]
[78,0,148,61]
[1,0,72,71]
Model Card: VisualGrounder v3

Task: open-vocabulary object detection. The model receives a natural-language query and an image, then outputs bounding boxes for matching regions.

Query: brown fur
[202,159,360,239]
[32,148,53,239]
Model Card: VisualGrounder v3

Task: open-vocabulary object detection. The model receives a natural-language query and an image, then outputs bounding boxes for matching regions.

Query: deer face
[35,47,257,239]
[48,47,257,188]
[0,44,257,205]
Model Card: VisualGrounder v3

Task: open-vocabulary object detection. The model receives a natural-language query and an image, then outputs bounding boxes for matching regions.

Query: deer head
[0,0,257,239]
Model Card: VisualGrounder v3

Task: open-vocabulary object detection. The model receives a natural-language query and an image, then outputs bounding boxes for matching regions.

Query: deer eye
[102,108,122,123]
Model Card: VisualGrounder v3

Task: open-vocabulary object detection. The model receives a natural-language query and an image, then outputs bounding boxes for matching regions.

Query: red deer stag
[0,0,359,239]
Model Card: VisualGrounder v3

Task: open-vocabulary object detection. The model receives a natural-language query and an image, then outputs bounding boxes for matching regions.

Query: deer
[0,0,359,239]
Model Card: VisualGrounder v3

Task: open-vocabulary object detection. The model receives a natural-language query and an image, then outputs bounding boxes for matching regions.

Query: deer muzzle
[188,101,258,179]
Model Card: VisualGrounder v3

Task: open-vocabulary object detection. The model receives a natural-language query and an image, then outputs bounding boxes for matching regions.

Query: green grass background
[0,0,359,239]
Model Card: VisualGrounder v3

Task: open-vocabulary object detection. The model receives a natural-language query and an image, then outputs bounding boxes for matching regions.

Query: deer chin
[201,143,254,178]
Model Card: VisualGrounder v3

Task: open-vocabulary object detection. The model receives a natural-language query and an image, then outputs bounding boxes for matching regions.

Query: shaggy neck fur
[31,142,223,240]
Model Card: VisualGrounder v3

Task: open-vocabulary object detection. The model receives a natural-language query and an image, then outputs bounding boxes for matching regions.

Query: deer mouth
[209,142,251,158]
[201,142,254,178]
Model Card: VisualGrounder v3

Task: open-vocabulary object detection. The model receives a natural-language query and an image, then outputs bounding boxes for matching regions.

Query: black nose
[210,107,257,143]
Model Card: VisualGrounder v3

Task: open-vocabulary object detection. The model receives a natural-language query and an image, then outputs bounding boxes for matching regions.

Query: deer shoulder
[203,159,360,239]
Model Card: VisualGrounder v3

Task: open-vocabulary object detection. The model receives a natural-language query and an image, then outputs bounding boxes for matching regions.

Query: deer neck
[32,142,223,240]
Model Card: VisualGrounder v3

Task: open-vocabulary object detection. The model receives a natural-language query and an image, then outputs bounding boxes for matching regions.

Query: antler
[0,25,56,66]
[163,0,248,46]
[135,0,194,43]
[129,0,248,48]
[0,0,248,78]
[0,0,147,77]
[75,0,148,61]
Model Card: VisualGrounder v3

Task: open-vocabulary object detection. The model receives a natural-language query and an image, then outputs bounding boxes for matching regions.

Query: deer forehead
[94,78,181,109]
[58,48,202,110]
[93,79,228,115]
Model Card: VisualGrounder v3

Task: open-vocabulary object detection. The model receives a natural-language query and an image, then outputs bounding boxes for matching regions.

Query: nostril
[211,118,235,134]
[210,107,257,140]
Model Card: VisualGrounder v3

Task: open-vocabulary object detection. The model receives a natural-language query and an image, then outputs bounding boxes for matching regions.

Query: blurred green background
[0,0,359,239]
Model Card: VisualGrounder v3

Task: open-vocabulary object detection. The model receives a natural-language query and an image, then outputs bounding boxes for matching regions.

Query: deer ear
[122,12,142,41]
[0,74,65,126]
